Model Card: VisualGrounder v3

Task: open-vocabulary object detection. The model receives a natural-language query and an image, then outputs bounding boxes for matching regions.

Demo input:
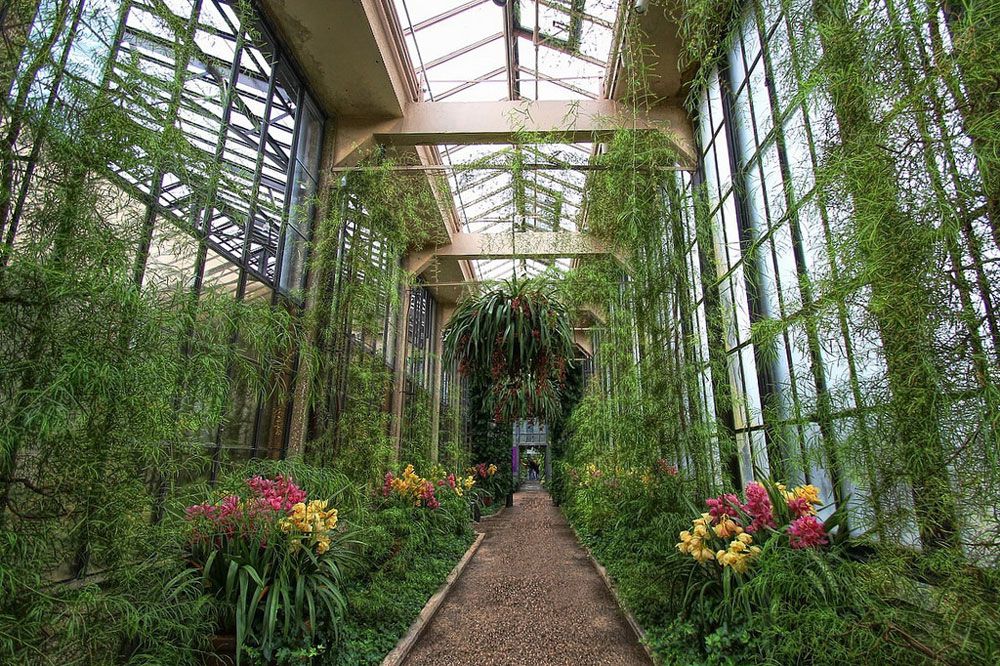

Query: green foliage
[305,156,442,485]
[400,389,434,467]
[556,1,1000,662]
[562,458,1000,664]
[0,4,303,662]
[464,378,515,495]
[444,277,575,423]
[178,516,355,665]
[330,494,474,666]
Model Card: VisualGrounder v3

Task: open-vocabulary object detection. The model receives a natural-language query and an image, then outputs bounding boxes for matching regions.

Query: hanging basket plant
[444,278,575,423]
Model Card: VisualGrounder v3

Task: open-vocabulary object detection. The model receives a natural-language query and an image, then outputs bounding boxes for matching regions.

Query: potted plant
[176,475,357,664]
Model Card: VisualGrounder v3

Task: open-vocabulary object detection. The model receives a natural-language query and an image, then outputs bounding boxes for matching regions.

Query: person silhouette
[528,458,539,481]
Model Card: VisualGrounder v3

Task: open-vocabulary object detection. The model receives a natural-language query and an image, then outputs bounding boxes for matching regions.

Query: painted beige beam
[429,303,454,462]
[406,231,613,275]
[384,99,688,146]
[260,0,416,119]
[334,99,696,167]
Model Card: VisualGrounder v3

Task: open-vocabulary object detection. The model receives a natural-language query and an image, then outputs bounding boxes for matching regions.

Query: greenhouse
[1,0,998,663]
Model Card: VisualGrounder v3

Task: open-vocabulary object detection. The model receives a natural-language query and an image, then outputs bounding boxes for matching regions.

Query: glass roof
[392,0,623,282]
[394,0,621,103]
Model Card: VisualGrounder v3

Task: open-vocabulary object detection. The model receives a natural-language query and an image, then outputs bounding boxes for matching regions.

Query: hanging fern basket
[444,278,575,424]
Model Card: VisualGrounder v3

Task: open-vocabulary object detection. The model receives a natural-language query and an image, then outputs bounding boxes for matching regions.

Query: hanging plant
[444,278,574,424]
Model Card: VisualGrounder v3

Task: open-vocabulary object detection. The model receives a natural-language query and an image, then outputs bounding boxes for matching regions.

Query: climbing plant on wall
[305,156,443,483]
[0,1,303,661]
[554,1,1000,663]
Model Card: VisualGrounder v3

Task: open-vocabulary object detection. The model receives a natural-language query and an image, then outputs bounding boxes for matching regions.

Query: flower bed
[381,464,475,510]
[181,474,354,664]
[557,457,1000,665]
[677,480,831,575]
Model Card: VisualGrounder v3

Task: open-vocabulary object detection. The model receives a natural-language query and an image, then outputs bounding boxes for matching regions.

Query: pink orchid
[788,515,828,549]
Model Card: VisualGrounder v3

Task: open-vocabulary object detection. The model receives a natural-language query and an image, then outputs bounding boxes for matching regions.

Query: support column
[390,284,412,460]
[429,304,456,464]
[511,444,519,488]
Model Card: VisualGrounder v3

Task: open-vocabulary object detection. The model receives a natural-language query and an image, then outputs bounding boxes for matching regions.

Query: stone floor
[402,486,651,666]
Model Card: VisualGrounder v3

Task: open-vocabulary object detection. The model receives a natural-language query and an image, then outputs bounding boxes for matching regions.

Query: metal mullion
[418,32,504,72]
[224,100,288,171]
[404,0,486,34]
[196,22,244,242]
[533,35,606,69]
[271,81,305,291]
[753,9,847,497]
[455,168,506,192]
[518,65,597,98]
[239,58,280,276]
[533,169,585,193]
[459,180,510,209]
[534,0,613,29]
[466,199,513,224]
[523,177,565,201]
[133,0,212,284]
[696,76,750,486]
[2,0,92,256]
[502,0,518,99]
[898,0,1000,359]
[434,65,507,100]
[778,4,875,476]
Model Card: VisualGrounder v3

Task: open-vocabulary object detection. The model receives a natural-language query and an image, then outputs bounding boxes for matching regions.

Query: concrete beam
[334,99,696,168]
[389,284,412,458]
[259,0,417,119]
[406,232,613,275]
[573,329,594,357]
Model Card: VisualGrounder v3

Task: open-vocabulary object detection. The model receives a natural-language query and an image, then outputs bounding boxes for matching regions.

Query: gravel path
[401,485,651,666]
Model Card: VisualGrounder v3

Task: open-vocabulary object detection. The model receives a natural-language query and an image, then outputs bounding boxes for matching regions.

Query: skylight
[394,0,620,103]
[392,0,623,282]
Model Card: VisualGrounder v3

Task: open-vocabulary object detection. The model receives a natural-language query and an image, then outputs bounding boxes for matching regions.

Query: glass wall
[11,0,326,473]
[664,0,1000,542]
[113,0,324,296]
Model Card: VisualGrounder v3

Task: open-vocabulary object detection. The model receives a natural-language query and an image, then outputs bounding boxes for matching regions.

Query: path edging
[478,502,506,523]
[380,531,486,666]
[571,526,661,666]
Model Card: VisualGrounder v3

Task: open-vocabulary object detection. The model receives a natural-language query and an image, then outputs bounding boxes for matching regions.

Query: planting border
[571,525,660,666]
[379,532,486,666]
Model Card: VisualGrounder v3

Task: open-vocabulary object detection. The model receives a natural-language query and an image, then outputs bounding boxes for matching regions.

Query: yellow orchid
[794,484,821,505]
[677,515,718,564]
[716,532,761,574]
[713,516,743,539]
[279,500,339,554]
